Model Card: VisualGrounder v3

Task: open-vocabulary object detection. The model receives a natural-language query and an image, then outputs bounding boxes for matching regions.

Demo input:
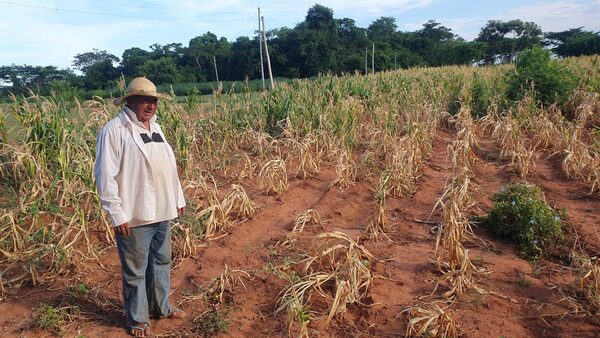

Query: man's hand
[178,207,185,215]
[114,222,131,236]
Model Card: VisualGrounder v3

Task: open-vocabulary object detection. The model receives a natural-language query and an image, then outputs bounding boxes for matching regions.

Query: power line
[233,14,257,40]
[0,0,253,22]
[91,0,255,15]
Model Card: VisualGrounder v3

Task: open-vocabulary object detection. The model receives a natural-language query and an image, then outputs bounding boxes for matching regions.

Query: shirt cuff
[111,212,129,227]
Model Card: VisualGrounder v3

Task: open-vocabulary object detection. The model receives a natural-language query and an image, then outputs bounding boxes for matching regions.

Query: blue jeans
[116,220,172,327]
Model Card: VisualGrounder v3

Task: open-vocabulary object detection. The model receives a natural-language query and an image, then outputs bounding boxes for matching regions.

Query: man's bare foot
[129,323,150,337]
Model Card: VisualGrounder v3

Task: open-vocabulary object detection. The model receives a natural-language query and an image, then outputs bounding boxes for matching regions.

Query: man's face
[127,96,158,123]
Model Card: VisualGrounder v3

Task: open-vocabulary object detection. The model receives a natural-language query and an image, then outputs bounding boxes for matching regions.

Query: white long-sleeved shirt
[94,108,186,227]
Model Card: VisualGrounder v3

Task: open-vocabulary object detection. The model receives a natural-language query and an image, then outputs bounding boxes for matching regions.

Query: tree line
[1,4,599,95]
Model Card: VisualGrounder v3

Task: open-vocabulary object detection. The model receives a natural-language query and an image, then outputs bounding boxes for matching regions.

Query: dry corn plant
[241,130,276,159]
[195,203,228,240]
[195,265,254,306]
[406,126,432,172]
[404,303,461,338]
[365,171,391,241]
[384,148,418,197]
[529,108,567,153]
[170,220,196,258]
[276,231,375,336]
[561,113,600,194]
[556,254,600,319]
[364,127,397,162]
[577,257,600,316]
[283,209,326,246]
[223,153,257,181]
[183,175,228,241]
[276,272,334,338]
[259,158,288,195]
[562,131,600,193]
[220,184,258,221]
[314,129,341,162]
[431,137,488,302]
[184,173,220,206]
[330,149,357,189]
[288,135,322,179]
[304,232,375,323]
[492,113,537,178]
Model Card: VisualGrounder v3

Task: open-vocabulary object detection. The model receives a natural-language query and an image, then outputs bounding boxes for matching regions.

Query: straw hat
[113,77,171,105]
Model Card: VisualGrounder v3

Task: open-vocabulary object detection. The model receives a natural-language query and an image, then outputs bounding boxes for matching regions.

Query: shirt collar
[123,106,157,130]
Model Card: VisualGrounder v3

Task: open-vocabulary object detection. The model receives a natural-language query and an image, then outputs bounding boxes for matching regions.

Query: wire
[91,0,255,15]
[0,0,254,22]
[233,14,258,40]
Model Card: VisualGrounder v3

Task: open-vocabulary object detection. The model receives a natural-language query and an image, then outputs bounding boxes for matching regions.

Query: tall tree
[185,32,231,81]
[544,28,600,57]
[226,36,261,80]
[138,57,180,84]
[72,49,119,74]
[476,19,542,64]
[296,4,341,76]
[120,47,151,78]
[0,65,75,94]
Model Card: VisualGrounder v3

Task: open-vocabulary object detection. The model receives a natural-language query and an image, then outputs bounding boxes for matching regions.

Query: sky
[1,0,599,69]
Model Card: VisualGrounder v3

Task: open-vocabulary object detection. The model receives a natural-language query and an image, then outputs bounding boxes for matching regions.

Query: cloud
[0,5,143,68]
[404,0,600,41]
[504,0,600,32]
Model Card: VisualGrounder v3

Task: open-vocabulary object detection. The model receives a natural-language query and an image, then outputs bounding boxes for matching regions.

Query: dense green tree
[417,20,455,42]
[72,49,119,74]
[0,65,76,94]
[337,18,368,72]
[267,27,303,78]
[305,4,334,29]
[120,47,151,78]
[476,19,542,64]
[138,57,180,84]
[83,59,119,89]
[544,28,600,57]
[184,32,231,81]
[226,36,261,80]
[295,4,341,76]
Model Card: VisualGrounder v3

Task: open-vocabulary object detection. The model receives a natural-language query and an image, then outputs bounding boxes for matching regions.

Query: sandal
[129,322,150,337]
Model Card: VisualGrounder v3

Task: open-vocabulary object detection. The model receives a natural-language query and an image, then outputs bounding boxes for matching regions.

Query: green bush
[506,47,578,107]
[482,182,563,261]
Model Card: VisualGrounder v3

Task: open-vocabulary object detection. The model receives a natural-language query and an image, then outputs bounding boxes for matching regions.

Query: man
[94,77,186,337]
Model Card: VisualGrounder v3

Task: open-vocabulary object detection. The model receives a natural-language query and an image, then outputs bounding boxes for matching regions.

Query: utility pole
[394,52,397,71]
[365,46,368,75]
[261,16,275,90]
[258,7,265,90]
[371,43,375,74]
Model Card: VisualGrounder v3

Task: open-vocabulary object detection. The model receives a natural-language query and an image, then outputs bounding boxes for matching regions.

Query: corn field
[1,55,600,337]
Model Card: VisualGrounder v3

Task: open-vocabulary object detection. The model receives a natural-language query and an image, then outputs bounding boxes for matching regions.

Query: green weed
[192,309,230,337]
[481,182,563,261]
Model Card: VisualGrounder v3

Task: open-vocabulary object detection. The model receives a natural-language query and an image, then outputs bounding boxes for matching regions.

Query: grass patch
[192,309,230,337]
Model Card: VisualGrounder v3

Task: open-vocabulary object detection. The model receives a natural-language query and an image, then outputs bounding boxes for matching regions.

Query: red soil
[1,128,599,337]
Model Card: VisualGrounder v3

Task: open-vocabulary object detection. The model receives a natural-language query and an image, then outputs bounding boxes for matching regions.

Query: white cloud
[504,1,600,33]
[409,0,600,41]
